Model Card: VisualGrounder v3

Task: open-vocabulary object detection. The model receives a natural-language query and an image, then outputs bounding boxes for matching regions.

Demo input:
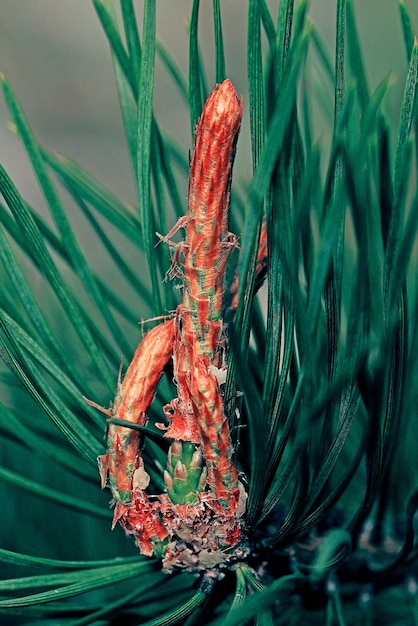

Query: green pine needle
[0,1,417,624]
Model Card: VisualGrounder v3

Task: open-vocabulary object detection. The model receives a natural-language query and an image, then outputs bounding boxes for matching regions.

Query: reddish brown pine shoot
[90,80,268,574]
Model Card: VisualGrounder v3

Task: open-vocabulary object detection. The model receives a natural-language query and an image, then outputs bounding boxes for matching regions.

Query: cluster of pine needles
[0,1,417,624]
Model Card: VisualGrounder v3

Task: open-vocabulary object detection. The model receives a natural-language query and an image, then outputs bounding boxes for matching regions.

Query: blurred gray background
[1,0,417,211]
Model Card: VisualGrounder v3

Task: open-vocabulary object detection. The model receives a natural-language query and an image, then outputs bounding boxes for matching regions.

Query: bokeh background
[1,1,417,208]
